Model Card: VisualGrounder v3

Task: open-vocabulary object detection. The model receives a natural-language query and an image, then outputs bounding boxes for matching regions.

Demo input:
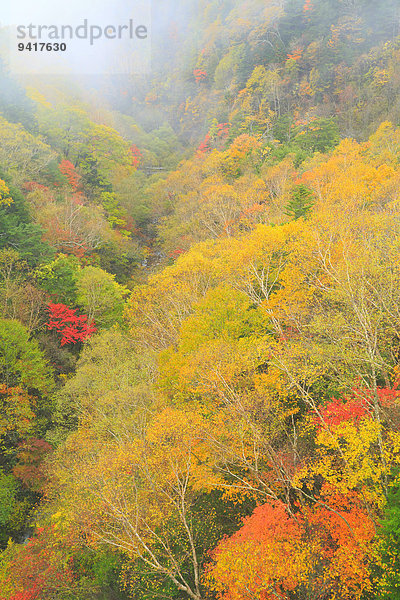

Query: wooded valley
[1,1,400,598]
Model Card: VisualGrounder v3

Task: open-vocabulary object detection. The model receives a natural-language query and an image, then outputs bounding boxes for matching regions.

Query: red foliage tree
[168,247,185,260]
[317,391,370,430]
[129,144,143,168]
[46,303,97,346]
[197,123,230,155]
[2,527,76,600]
[217,122,230,139]
[23,182,51,193]
[287,48,303,61]
[59,160,81,191]
[316,386,400,431]
[193,68,207,82]
[59,160,85,207]
[197,133,212,155]
[303,0,313,12]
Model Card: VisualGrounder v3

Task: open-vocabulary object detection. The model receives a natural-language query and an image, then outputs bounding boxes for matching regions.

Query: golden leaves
[0,180,12,206]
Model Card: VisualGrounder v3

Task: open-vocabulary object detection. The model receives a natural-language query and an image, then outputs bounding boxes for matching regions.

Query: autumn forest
[2,0,400,598]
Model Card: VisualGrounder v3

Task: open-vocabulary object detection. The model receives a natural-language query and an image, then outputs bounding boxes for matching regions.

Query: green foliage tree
[0,319,53,395]
[35,254,80,306]
[285,184,314,220]
[376,479,400,599]
[0,177,54,266]
[0,470,17,528]
[76,266,127,328]
[0,117,55,184]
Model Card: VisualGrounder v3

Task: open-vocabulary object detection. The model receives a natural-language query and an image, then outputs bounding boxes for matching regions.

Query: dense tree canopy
[2,1,400,598]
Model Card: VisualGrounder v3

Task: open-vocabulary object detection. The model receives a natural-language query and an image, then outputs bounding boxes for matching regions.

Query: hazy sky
[3,0,149,25]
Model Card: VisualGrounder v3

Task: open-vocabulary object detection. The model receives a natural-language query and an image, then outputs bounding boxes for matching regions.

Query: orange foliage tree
[206,489,375,600]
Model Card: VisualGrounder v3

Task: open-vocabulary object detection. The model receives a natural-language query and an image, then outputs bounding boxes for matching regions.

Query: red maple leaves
[59,159,81,190]
[46,303,96,346]
[23,182,51,193]
[194,68,207,82]
[217,122,230,138]
[287,48,303,61]
[316,386,400,431]
[197,123,230,155]
[197,133,212,155]
[58,159,84,206]
[317,392,370,429]
[130,144,143,168]
[6,526,76,600]
[303,0,313,12]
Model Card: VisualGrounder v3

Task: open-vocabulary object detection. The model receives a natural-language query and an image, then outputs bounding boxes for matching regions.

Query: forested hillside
[2,0,400,598]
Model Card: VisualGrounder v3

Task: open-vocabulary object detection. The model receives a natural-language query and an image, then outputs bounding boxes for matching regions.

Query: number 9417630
[18,42,67,51]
